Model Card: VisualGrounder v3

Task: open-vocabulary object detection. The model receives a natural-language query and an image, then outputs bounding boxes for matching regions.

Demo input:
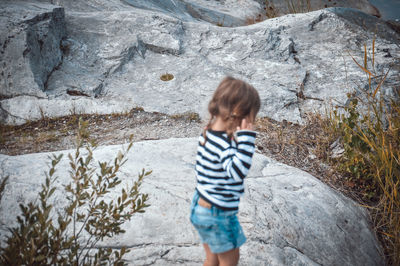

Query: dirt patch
[0,109,202,156]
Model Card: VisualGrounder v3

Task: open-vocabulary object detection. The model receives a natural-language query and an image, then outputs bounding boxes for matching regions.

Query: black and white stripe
[195,130,256,211]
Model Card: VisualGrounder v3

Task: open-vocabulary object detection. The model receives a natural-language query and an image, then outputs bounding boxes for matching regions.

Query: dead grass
[254,114,361,199]
[245,14,265,25]
[0,109,202,155]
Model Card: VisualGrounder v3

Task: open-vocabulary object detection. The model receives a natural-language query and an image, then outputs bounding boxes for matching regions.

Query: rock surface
[0,138,383,265]
[264,0,381,18]
[37,0,263,25]
[0,1,66,98]
[0,0,399,125]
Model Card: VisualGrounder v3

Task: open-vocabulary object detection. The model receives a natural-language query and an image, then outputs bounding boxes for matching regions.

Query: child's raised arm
[237,117,253,131]
[220,128,256,182]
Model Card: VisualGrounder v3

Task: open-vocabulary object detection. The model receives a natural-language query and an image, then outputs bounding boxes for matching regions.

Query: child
[190,76,261,266]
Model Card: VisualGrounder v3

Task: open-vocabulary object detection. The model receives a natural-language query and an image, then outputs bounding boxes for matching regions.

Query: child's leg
[203,243,219,266]
[217,248,239,266]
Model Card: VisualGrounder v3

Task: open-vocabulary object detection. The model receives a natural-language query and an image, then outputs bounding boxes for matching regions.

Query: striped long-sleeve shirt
[195,129,257,211]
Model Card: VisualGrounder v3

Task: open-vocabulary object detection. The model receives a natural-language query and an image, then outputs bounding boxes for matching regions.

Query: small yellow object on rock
[160,73,174,81]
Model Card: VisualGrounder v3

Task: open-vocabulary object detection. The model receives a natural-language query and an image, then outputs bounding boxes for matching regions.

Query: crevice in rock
[281,238,323,266]
[106,33,182,79]
[297,71,308,103]
[309,13,328,31]
[24,11,52,25]
[147,246,202,265]
[1,27,26,69]
[93,82,104,98]
[288,38,301,64]
[95,243,154,249]
[196,27,211,47]
[108,44,139,76]
[251,237,272,245]
[22,7,66,92]
[291,71,325,120]
[266,28,282,54]
[144,43,180,56]
[66,89,91,97]
[285,246,323,266]
[136,39,147,59]
[0,93,46,100]
[1,32,17,54]
[284,242,305,255]
[264,173,289,179]
[0,95,10,101]
[162,258,202,264]
[336,223,345,233]
[43,58,63,91]
[160,248,171,258]
[22,47,30,57]
[283,99,299,109]
[0,95,14,101]
[0,104,27,123]
[92,242,199,250]
[63,76,105,99]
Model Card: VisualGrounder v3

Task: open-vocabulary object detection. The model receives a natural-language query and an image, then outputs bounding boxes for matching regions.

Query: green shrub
[328,41,399,264]
[0,119,151,265]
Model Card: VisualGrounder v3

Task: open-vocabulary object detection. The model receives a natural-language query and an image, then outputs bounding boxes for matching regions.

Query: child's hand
[237,118,253,131]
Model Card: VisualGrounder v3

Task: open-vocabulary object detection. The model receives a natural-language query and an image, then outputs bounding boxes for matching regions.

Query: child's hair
[203,76,261,142]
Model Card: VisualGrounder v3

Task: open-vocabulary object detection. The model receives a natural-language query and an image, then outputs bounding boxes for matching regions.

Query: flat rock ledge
[1,1,399,125]
[0,138,383,265]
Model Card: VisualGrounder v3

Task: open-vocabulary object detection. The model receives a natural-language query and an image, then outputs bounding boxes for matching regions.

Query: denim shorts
[189,191,246,254]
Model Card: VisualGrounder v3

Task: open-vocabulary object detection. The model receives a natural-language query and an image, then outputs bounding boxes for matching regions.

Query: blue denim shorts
[190,191,246,254]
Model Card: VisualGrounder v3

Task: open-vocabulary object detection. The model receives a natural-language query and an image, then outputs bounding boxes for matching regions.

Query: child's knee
[217,248,239,266]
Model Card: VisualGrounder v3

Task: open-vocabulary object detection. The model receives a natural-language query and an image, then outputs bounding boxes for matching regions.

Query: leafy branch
[0,118,150,265]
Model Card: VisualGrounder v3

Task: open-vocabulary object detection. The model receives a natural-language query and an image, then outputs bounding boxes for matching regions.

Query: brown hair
[203,76,261,143]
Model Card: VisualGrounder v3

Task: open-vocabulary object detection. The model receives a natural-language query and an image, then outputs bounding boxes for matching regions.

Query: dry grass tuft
[322,40,399,264]
[0,109,202,155]
[255,114,355,197]
[245,14,265,25]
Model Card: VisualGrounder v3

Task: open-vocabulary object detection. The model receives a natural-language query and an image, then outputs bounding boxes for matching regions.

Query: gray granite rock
[0,95,135,124]
[0,138,383,265]
[37,0,262,25]
[0,1,66,98]
[263,0,381,18]
[0,1,399,125]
